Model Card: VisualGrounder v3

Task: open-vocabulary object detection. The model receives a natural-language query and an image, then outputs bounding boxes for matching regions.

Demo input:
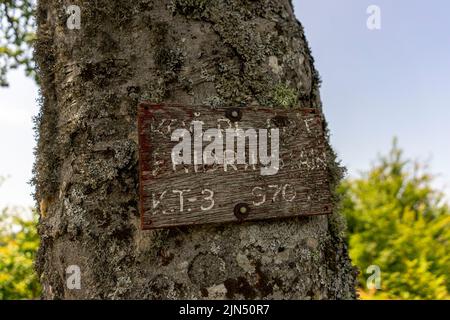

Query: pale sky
[294,0,450,199]
[0,68,38,208]
[0,0,449,208]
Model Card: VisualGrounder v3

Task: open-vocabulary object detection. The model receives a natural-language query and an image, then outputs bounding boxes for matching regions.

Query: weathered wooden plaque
[138,102,333,229]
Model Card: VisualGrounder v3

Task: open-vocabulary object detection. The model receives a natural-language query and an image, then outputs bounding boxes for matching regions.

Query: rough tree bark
[34,0,357,299]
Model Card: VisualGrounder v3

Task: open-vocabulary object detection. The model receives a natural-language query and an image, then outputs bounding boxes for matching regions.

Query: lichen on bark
[33,0,357,299]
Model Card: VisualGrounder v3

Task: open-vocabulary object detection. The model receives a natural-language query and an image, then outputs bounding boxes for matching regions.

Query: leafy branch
[0,0,36,87]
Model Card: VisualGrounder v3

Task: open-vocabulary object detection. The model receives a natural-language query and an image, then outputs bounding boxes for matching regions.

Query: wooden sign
[138,102,333,229]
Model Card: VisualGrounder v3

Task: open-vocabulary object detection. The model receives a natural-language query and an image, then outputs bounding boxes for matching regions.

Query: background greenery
[0,0,36,86]
[0,203,41,299]
[340,140,450,299]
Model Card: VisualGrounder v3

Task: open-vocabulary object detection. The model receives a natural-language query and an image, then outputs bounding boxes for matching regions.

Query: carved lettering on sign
[138,103,333,229]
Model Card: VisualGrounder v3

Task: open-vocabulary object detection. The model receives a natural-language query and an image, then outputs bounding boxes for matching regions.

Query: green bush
[0,207,41,299]
[339,140,450,299]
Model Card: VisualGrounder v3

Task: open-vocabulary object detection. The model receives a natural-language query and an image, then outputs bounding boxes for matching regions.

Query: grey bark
[34,0,357,299]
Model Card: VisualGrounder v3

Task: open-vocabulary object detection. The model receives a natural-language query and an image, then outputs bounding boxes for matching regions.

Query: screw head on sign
[226,108,242,122]
[234,203,250,220]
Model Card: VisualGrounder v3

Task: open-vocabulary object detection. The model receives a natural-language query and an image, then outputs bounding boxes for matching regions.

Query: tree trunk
[34,0,357,299]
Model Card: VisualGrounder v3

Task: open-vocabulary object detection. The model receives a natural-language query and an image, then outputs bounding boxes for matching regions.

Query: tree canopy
[339,140,450,299]
[0,207,41,299]
[0,0,36,86]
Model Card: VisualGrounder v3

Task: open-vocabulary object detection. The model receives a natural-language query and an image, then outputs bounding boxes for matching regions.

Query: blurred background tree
[0,0,36,86]
[339,139,450,299]
[0,178,41,299]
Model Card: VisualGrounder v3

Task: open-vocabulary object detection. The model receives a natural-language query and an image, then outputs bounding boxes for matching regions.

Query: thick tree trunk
[34,0,357,299]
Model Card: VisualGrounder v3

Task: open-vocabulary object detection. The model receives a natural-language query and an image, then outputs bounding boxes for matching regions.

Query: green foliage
[340,139,450,299]
[272,84,298,108]
[0,206,41,299]
[0,0,36,86]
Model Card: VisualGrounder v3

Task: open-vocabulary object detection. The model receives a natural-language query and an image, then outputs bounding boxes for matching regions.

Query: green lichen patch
[272,83,298,108]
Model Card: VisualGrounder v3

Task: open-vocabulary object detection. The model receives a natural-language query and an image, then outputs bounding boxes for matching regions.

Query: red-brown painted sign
[138,102,333,229]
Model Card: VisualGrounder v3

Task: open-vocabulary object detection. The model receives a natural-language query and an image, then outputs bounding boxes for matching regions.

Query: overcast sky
[0,0,449,208]
[294,0,450,198]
